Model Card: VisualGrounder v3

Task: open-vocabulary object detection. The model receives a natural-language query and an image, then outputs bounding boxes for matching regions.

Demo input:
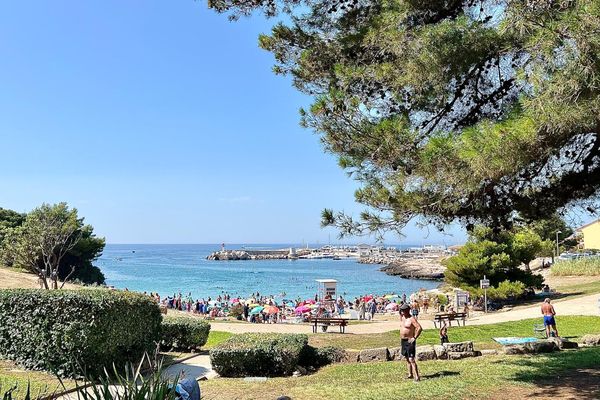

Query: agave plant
[69,353,180,400]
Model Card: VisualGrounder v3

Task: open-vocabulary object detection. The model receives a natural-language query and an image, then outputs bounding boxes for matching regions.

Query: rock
[296,366,307,375]
[341,350,360,363]
[292,371,301,378]
[548,337,578,350]
[447,351,480,360]
[433,345,448,360]
[582,334,600,346]
[527,340,559,353]
[503,345,526,355]
[443,341,474,353]
[480,349,498,356]
[388,347,402,361]
[416,345,437,361]
[503,340,558,355]
[359,347,389,362]
[379,258,446,280]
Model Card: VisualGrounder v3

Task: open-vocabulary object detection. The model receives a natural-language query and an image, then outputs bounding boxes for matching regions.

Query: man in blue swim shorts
[541,298,558,338]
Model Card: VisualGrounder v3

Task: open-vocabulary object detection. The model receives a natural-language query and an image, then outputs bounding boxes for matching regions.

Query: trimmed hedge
[299,346,346,368]
[0,289,162,377]
[160,316,211,351]
[210,333,308,377]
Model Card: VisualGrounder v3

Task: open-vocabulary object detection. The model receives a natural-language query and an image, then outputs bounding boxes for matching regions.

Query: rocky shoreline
[367,256,447,281]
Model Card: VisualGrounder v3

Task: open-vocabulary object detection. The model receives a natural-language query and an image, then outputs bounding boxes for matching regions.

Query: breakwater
[207,248,312,261]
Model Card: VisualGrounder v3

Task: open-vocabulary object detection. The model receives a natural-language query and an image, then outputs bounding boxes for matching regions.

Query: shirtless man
[399,303,422,381]
[541,298,558,338]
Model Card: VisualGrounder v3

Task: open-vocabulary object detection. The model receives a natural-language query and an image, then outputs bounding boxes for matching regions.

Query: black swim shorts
[401,338,416,359]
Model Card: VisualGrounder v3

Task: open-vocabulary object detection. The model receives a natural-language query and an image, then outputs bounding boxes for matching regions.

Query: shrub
[210,333,308,377]
[466,280,527,300]
[0,289,161,377]
[299,345,345,368]
[160,316,211,351]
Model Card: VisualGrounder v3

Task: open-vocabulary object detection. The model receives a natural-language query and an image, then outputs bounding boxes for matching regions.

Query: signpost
[480,275,490,313]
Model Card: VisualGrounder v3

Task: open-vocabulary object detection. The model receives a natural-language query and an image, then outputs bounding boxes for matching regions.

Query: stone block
[582,334,600,346]
[359,347,389,363]
[503,345,526,355]
[503,340,558,355]
[433,345,448,359]
[416,345,437,361]
[443,341,474,353]
[447,351,480,360]
[526,340,558,353]
[548,337,578,350]
[388,346,402,361]
[341,350,360,363]
[480,349,498,356]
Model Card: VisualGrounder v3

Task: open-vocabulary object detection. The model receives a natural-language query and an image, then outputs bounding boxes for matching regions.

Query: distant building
[357,244,371,257]
[576,220,600,249]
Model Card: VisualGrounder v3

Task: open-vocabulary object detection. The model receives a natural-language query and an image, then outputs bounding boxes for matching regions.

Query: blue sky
[0,1,466,245]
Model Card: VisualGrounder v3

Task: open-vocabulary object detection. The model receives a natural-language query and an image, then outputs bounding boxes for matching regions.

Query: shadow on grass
[421,370,460,380]
[503,348,600,398]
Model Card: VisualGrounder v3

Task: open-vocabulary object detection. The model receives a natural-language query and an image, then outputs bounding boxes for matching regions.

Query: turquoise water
[98,244,439,300]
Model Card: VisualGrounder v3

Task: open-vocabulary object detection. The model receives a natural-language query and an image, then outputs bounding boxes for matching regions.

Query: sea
[97,244,439,300]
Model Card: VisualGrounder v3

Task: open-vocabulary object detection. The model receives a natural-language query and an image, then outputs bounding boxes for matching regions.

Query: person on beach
[399,303,422,382]
[541,298,559,338]
[439,322,449,344]
[411,299,420,319]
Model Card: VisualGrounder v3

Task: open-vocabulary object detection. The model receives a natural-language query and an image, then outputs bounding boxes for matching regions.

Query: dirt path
[0,267,78,289]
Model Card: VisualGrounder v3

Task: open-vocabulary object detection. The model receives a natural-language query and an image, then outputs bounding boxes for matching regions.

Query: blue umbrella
[250,306,264,314]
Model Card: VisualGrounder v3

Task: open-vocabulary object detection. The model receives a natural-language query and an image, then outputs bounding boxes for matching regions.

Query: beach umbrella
[385,303,399,311]
[264,306,280,314]
[250,306,264,314]
[295,305,311,313]
[363,295,373,302]
[249,303,261,308]
[231,298,240,303]
[305,299,316,304]
[286,302,295,308]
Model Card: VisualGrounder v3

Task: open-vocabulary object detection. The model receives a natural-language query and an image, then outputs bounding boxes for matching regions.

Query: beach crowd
[141,288,467,323]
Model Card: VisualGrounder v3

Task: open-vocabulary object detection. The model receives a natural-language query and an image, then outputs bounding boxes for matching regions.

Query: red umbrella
[263,306,279,314]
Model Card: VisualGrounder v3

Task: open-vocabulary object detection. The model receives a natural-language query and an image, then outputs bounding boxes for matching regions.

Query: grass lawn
[552,258,600,276]
[0,360,76,399]
[205,330,234,349]
[555,278,600,296]
[308,316,600,350]
[201,347,600,400]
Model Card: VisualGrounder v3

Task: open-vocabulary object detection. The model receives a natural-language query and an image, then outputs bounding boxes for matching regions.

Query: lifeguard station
[310,279,348,333]
[315,279,337,301]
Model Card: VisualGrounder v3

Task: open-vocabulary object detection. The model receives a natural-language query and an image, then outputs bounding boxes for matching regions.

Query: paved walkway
[162,354,216,380]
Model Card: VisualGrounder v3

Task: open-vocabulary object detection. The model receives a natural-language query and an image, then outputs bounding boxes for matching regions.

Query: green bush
[210,333,308,377]
[160,316,211,351]
[0,289,161,377]
[467,280,527,300]
[299,345,345,369]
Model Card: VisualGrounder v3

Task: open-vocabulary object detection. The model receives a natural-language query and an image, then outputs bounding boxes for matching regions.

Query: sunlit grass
[201,347,600,400]
[308,316,600,350]
[552,258,600,276]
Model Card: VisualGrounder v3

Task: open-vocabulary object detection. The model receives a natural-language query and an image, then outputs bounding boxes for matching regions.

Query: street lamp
[556,230,562,259]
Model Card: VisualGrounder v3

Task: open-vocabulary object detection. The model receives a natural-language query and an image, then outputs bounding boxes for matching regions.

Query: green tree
[0,203,105,288]
[210,0,600,237]
[444,225,544,290]
[0,208,25,242]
